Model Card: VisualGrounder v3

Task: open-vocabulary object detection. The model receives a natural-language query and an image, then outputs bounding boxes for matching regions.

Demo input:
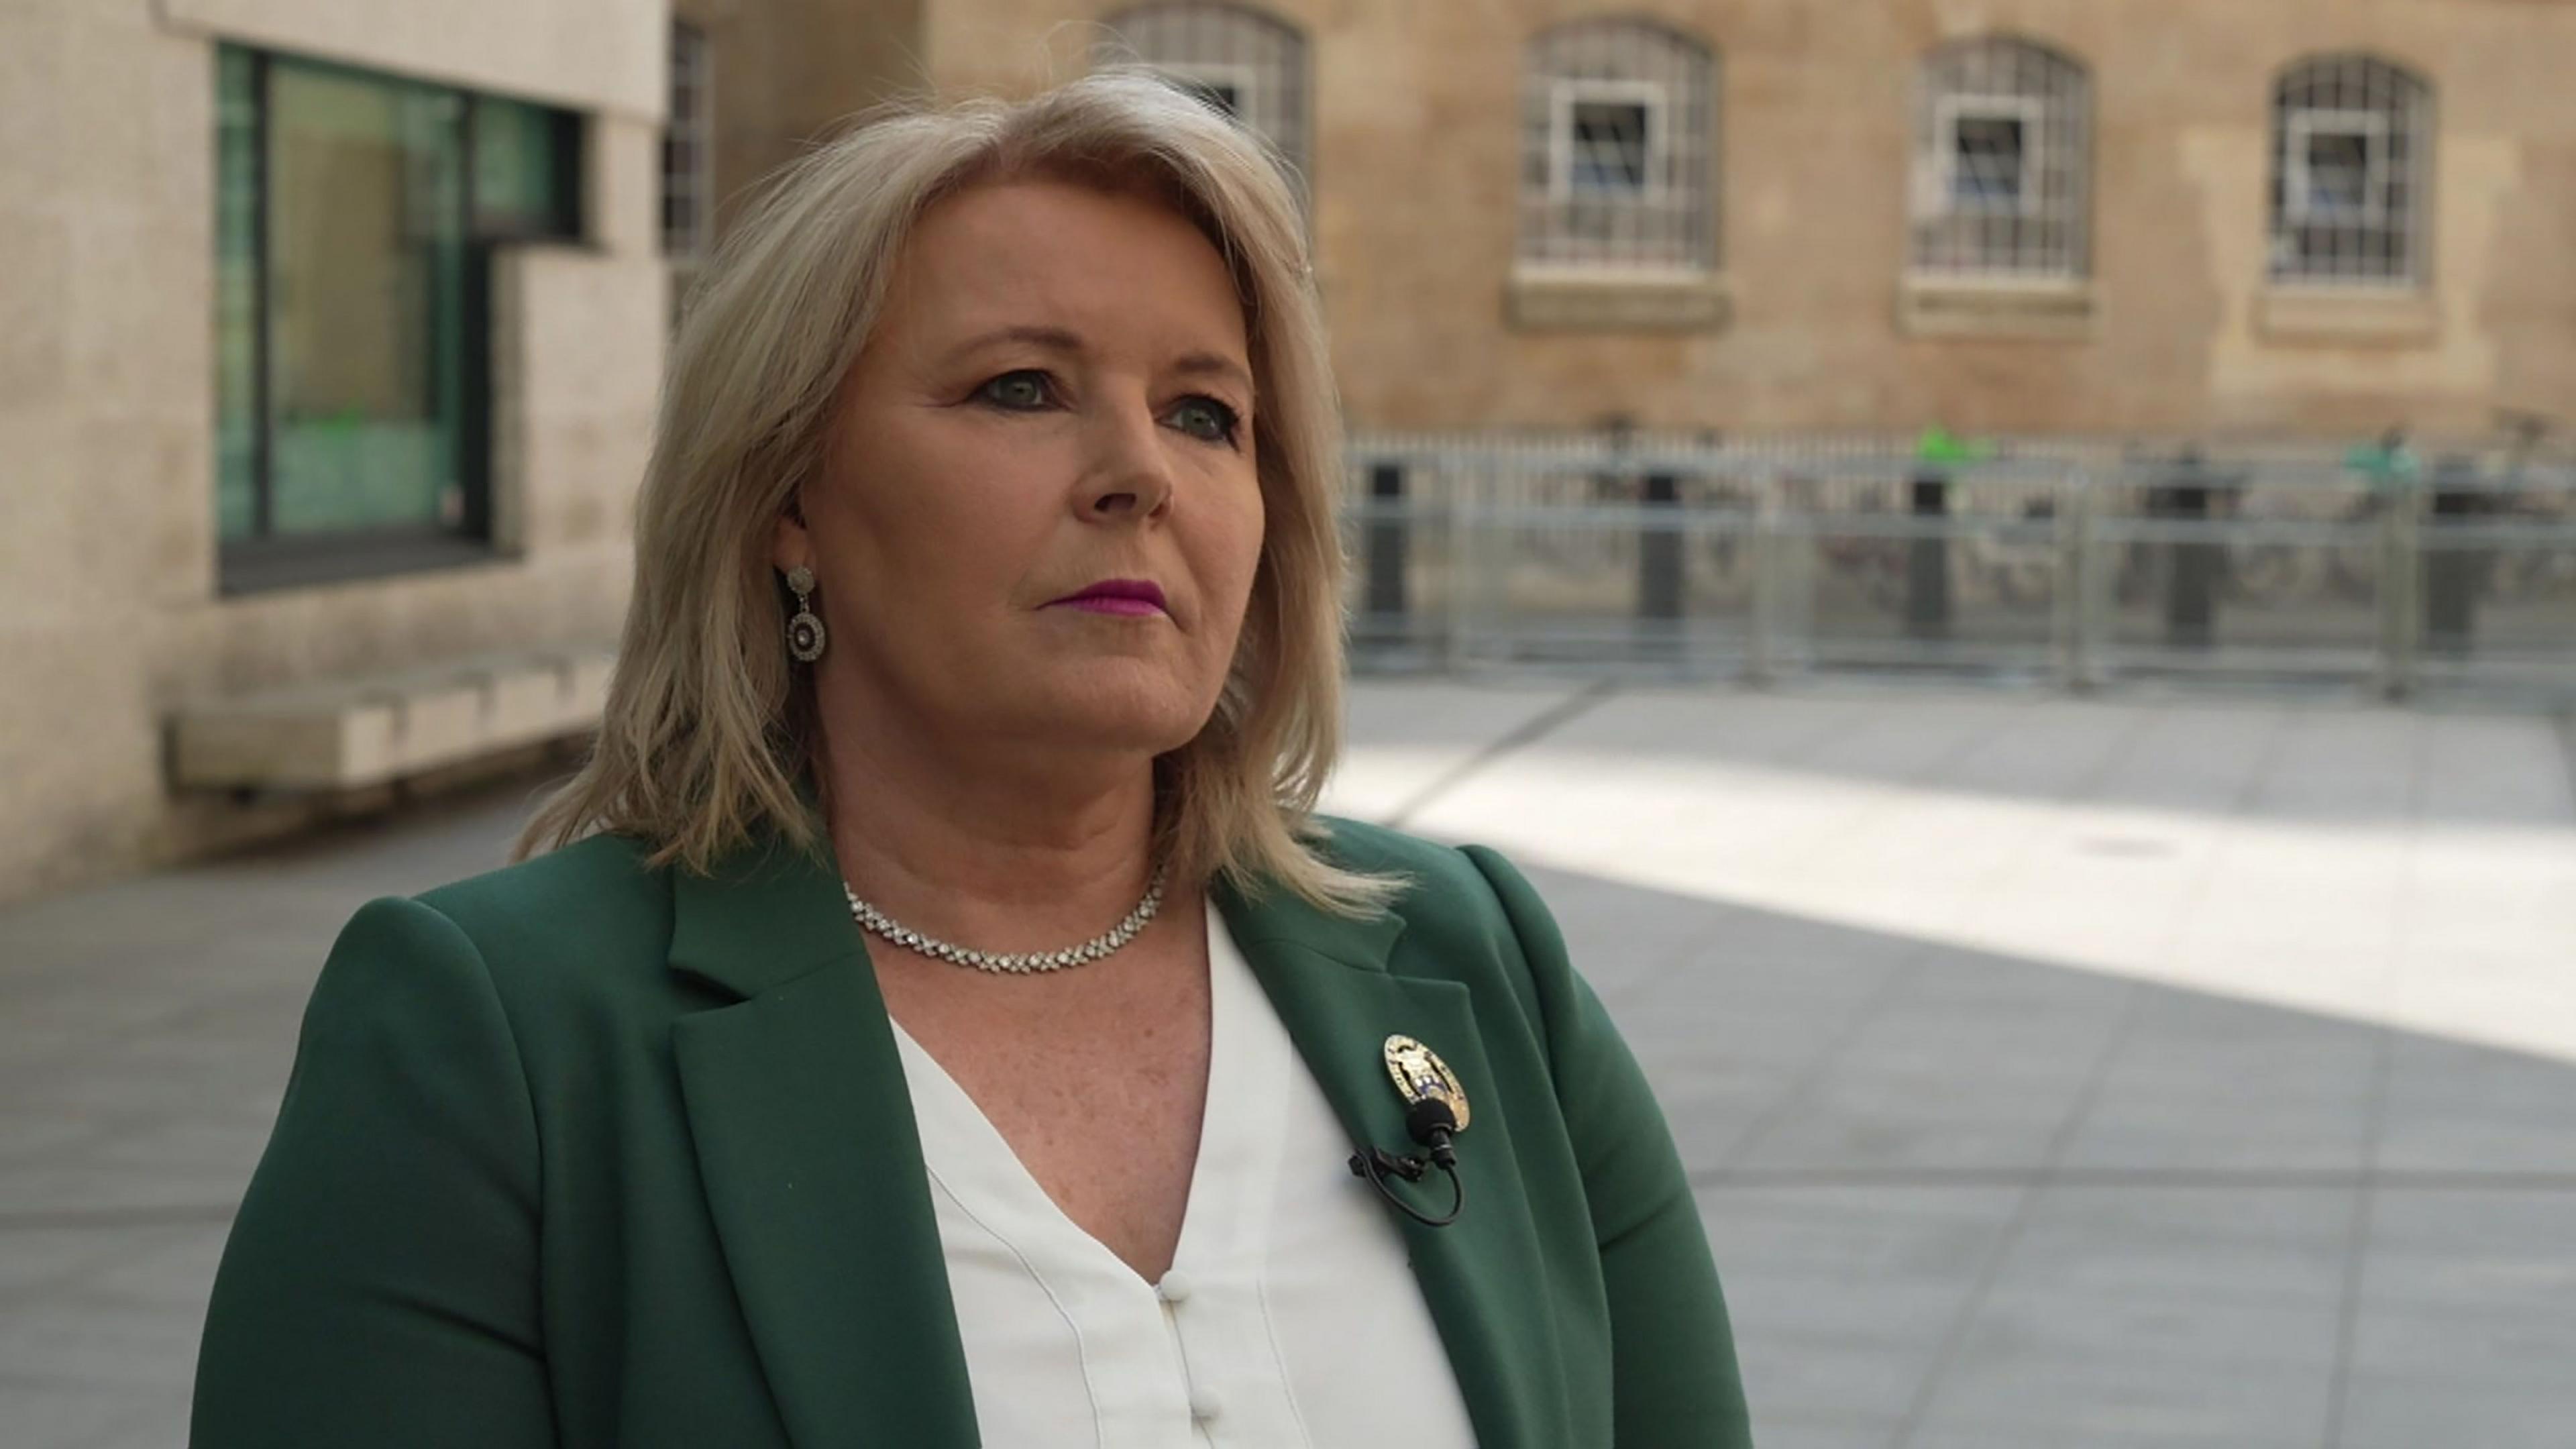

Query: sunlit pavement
[6,680,2574,1448]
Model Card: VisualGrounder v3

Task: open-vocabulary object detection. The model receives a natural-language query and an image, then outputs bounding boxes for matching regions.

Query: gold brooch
[1381,1034,1470,1132]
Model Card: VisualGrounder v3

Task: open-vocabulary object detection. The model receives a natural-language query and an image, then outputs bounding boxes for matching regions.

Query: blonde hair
[518,70,1391,914]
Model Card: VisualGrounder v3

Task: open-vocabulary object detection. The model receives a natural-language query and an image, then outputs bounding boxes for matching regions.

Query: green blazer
[193,817,1752,1448]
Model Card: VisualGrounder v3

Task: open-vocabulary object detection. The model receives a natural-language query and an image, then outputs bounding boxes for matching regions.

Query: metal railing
[1341,433,2576,702]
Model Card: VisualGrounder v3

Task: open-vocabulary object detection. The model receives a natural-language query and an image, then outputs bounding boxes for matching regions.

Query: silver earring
[784,566,827,663]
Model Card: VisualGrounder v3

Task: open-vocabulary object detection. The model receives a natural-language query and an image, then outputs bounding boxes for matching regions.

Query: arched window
[1096,4,1309,192]
[2269,54,2430,286]
[1908,37,2090,279]
[1518,19,1717,271]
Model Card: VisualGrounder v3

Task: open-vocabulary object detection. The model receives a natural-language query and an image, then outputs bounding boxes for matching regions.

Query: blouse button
[1189,1385,1224,1422]
[1156,1270,1195,1305]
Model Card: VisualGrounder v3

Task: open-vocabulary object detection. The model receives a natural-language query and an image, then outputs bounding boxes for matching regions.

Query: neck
[810,691,1166,955]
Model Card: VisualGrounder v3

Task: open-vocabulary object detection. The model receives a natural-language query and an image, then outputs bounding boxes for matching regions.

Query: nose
[1077,399,1177,523]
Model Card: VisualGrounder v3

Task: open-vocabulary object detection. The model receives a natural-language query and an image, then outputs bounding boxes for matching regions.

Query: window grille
[1519,19,1716,272]
[1096,5,1308,193]
[2269,55,2429,286]
[663,21,712,260]
[1908,37,2089,279]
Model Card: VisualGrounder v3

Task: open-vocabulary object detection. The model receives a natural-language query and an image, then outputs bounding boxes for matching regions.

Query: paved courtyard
[5,681,2575,1448]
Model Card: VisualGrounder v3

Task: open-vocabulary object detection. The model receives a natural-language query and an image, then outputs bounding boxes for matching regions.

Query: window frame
[2265,54,2432,290]
[1904,36,2092,283]
[1515,19,1717,276]
[1095,4,1311,207]
[1548,78,1669,203]
[214,46,583,596]
[216,46,272,547]
[1932,93,2044,218]
[1152,59,1260,120]
[2283,108,2391,227]
[663,19,712,262]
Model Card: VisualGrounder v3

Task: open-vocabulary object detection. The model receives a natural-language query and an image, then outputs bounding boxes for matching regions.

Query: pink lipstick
[1046,579,1167,617]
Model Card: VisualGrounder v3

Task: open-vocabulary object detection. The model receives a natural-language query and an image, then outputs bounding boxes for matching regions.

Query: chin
[1026,676,1218,757]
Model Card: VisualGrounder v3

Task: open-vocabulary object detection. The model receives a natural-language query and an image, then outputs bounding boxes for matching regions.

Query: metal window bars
[2269,54,2430,286]
[1909,37,2090,280]
[1519,19,1716,272]
[662,21,711,261]
[1557,83,1662,199]
[1095,4,1310,198]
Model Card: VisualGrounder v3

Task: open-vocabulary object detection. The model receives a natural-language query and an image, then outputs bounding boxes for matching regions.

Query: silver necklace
[841,863,1170,974]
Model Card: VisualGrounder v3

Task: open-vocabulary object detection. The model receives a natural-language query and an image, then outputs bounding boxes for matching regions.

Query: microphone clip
[1350,1145,1429,1184]
[1347,1097,1466,1228]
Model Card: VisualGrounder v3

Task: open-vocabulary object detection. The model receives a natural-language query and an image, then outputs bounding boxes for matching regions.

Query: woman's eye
[977,370,1055,411]
[1169,396,1242,446]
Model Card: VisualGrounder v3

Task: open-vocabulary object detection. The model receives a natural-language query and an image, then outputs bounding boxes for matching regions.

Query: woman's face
[779,178,1266,765]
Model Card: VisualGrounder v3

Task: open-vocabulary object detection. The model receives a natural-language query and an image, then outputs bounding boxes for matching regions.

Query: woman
[191,72,1752,1448]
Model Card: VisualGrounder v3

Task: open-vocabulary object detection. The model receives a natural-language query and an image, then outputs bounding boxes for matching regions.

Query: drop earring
[784,566,827,663]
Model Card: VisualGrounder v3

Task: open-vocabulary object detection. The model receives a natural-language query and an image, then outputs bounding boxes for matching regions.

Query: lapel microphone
[1348,1095,1466,1228]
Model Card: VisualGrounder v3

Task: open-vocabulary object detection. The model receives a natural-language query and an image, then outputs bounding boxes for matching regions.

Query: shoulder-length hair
[517,69,1391,914]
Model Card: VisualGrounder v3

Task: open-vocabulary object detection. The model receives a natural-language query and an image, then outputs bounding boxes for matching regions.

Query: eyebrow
[949,325,1256,399]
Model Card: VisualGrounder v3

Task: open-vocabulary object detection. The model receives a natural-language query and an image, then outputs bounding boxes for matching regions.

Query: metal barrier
[1342,434,2576,701]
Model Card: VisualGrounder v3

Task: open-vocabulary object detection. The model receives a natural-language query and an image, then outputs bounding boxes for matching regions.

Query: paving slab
[3,680,2572,1449]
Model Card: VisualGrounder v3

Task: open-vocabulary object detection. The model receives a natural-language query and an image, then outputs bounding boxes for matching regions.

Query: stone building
[1,0,667,901]
[727,0,2574,441]
[5,0,2570,901]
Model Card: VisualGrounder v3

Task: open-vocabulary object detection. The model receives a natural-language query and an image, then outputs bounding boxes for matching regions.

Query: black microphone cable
[1348,1097,1466,1228]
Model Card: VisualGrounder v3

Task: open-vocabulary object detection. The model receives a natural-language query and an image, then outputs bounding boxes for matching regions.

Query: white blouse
[886,902,1479,1448]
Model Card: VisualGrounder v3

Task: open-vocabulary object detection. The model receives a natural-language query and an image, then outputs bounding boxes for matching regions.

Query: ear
[770,492,812,576]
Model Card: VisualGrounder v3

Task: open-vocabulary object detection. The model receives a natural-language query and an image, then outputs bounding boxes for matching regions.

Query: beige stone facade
[0,0,665,902]
[877,0,2575,440]
[672,0,930,241]
[6,0,2568,902]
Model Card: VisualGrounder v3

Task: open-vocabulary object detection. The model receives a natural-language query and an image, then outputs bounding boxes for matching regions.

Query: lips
[1046,578,1168,616]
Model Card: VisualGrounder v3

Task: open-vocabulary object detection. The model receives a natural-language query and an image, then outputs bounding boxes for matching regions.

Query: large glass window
[1519,19,1717,272]
[264,61,470,540]
[1908,37,2090,279]
[213,48,582,589]
[2269,54,2430,287]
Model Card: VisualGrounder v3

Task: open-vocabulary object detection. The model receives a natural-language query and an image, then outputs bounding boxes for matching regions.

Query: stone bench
[172,648,615,792]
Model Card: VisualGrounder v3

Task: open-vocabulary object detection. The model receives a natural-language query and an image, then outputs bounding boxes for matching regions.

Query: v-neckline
[885,901,1246,1293]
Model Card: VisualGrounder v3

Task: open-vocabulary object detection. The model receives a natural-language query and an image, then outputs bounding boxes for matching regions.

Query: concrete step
[170,648,614,791]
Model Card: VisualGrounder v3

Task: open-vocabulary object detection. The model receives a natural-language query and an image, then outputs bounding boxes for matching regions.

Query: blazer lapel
[659,842,1572,1449]
[667,836,978,1449]
[1215,876,1570,1449]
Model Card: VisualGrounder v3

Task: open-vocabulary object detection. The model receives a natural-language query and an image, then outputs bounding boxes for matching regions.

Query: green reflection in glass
[473,96,579,239]
[264,60,468,535]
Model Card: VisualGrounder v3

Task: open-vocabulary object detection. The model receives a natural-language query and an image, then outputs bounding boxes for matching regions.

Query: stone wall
[0,0,664,902]
[908,0,2576,439]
